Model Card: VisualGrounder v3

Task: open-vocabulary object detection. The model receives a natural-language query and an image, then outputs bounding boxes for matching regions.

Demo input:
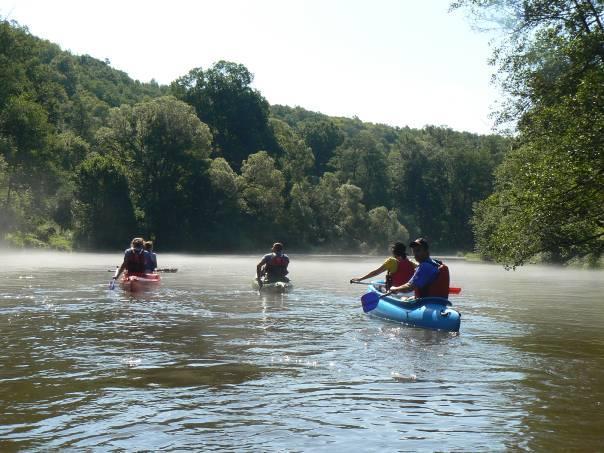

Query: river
[1,251,603,451]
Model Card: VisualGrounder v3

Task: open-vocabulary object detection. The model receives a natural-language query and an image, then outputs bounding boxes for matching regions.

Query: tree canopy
[454,0,604,267]
[0,18,510,254]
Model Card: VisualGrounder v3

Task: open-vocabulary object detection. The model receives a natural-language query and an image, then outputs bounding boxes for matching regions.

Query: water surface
[1,252,603,451]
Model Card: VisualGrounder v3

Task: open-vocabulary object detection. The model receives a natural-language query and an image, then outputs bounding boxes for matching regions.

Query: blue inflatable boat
[361,284,461,332]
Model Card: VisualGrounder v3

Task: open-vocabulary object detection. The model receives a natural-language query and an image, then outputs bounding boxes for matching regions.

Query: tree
[96,96,213,248]
[299,118,344,175]
[237,151,286,243]
[171,61,277,169]
[270,118,315,184]
[454,0,604,266]
[336,183,369,250]
[329,131,390,208]
[72,153,137,249]
[367,206,410,253]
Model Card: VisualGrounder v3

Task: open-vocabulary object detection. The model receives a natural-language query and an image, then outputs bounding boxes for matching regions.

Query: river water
[0,251,602,451]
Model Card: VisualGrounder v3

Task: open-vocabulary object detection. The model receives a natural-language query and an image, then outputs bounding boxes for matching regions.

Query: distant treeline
[0,19,511,254]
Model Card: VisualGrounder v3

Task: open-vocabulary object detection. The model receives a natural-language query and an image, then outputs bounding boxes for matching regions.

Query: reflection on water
[0,251,603,451]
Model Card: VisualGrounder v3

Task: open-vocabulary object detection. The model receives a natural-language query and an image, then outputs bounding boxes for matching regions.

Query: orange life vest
[414,261,450,299]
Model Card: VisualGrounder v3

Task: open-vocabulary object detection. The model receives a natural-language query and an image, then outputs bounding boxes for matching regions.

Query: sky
[0,0,502,134]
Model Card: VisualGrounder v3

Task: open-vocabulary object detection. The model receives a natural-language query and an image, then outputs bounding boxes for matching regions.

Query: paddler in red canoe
[112,237,150,283]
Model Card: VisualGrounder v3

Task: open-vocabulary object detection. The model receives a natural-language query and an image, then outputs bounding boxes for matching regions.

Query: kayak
[362,284,461,332]
[120,273,161,292]
[252,278,294,294]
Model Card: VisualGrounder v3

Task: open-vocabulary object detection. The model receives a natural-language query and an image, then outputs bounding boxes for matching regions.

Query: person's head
[144,241,153,251]
[391,241,407,258]
[272,242,284,254]
[131,237,144,249]
[409,237,430,261]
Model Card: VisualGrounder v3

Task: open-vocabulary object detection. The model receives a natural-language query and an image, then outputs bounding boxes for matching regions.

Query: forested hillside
[0,19,509,253]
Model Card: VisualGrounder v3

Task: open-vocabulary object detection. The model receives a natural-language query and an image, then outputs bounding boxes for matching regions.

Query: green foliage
[72,153,137,249]
[171,61,277,169]
[97,96,213,248]
[367,207,410,253]
[456,0,604,266]
[0,18,513,254]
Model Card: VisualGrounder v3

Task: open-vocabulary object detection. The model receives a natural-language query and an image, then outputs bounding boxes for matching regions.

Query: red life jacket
[389,257,415,287]
[415,260,450,299]
[265,253,289,281]
[126,248,147,274]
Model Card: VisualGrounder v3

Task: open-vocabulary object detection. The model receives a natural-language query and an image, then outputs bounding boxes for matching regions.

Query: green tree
[171,61,276,169]
[329,131,390,208]
[270,118,315,184]
[336,183,369,250]
[454,0,604,266]
[299,118,344,175]
[96,96,213,248]
[367,206,410,253]
[72,153,137,249]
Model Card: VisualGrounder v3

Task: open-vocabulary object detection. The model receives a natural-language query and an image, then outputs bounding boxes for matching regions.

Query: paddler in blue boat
[112,237,150,283]
[386,238,450,298]
[144,241,157,273]
[256,242,290,288]
[350,241,416,290]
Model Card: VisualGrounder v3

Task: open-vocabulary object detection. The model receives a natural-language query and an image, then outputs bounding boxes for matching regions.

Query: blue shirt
[408,259,440,289]
[145,252,157,271]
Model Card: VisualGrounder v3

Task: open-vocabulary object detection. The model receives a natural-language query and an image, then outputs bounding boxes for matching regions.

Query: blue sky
[0,0,501,134]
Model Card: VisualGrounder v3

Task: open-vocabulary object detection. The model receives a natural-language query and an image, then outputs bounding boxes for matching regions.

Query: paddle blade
[448,287,462,294]
[109,279,115,290]
[360,292,380,313]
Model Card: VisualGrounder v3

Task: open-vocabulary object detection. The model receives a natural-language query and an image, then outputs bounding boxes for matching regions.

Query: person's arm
[256,256,269,280]
[388,281,414,294]
[113,260,127,281]
[350,264,388,283]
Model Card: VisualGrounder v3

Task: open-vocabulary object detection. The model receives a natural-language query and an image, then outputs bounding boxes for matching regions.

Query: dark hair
[409,237,429,250]
[391,241,406,257]
[273,242,284,251]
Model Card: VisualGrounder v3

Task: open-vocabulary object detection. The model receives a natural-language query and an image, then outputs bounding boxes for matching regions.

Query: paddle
[351,280,462,294]
[106,268,178,273]
[360,291,386,312]
[109,278,115,290]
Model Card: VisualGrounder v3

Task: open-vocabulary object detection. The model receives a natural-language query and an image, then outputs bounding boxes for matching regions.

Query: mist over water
[1,251,603,451]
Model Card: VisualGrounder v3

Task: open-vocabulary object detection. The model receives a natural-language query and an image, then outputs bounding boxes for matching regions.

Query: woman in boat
[350,241,416,290]
[144,241,158,273]
[256,242,290,287]
[112,237,150,282]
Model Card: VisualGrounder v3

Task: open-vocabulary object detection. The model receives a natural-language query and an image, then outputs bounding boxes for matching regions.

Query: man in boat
[350,241,416,290]
[256,242,290,288]
[144,240,158,273]
[112,237,150,282]
[386,238,450,299]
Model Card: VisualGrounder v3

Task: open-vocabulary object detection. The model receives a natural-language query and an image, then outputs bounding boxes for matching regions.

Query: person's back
[144,241,157,273]
[124,239,148,275]
[257,242,289,284]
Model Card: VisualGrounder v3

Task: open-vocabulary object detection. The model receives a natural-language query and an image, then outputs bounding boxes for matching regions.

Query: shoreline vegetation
[1,1,602,270]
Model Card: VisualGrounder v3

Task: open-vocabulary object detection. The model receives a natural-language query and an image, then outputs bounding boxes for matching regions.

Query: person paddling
[144,241,157,273]
[256,242,290,287]
[112,237,150,283]
[350,241,416,290]
[387,238,450,298]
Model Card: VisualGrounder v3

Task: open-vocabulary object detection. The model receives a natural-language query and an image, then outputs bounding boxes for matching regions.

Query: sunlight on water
[0,250,603,451]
